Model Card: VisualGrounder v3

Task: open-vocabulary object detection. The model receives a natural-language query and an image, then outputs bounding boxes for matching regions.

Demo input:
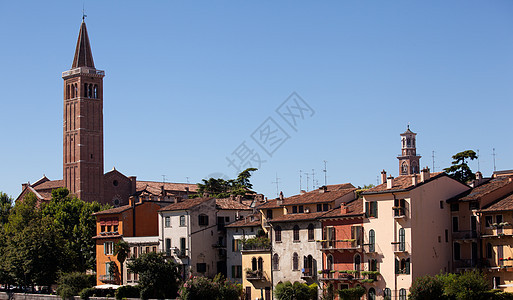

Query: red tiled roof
[363,172,445,194]
[268,211,327,223]
[320,198,364,219]
[159,197,213,212]
[92,205,132,215]
[459,176,513,201]
[480,193,513,212]
[216,198,252,210]
[33,179,64,191]
[226,214,261,228]
[257,186,355,209]
[136,181,198,195]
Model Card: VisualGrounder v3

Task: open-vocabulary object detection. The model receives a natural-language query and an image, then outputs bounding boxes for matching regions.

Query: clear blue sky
[1,1,512,200]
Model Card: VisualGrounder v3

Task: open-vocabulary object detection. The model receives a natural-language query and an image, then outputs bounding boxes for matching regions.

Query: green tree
[114,240,130,284]
[56,272,95,300]
[442,270,489,300]
[0,192,12,226]
[338,285,365,300]
[196,168,258,198]
[444,150,478,183]
[275,281,317,300]
[127,252,181,299]
[409,274,445,300]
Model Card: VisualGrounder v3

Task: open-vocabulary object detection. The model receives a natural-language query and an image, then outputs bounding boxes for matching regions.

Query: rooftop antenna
[161,175,166,183]
[323,160,328,186]
[299,170,302,192]
[272,173,280,197]
[492,148,497,172]
[477,149,480,172]
[376,176,379,186]
[186,177,190,184]
[311,169,316,189]
[432,150,435,172]
[305,172,310,191]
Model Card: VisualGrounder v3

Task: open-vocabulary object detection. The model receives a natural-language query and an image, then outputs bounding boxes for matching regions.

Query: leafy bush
[409,275,444,300]
[79,288,95,300]
[274,281,317,300]
[178,274,241,300]
[338,285,365,300]
[438,270,489,300]
[115,285,140,300]
[56,272,96,300]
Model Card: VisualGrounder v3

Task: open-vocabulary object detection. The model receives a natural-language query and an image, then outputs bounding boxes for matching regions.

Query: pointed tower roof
[401,125,416,136]
[72,21,95,69]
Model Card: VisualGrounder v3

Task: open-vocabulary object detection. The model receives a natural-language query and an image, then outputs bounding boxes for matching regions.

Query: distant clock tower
[397,126,421,176]
[62,21,105,202]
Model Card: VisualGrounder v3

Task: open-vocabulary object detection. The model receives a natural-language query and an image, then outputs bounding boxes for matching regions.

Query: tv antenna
[299,170,302,192]
[186,177,190,184]
[477,149,480,172]
[305,172,310,191]
[272,173,280,197]
[492,148,497,172]
[432,151,435,172]
[323,160,328,186]
[311,169,316,189]
[161,175,167,183]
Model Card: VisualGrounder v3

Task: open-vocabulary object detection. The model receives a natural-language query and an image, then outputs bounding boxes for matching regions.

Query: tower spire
[72,21,95,68]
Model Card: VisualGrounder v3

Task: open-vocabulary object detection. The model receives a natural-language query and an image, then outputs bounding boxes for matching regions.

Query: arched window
[368,288,376,300]
[293,252,299,270]
[84,83,88,97]
[94,85,98,98]
[383,288,391,299]
[308,223,315,241]
[88,83,92,98]
[411,162,418,174]
[326,254,333,270]
[251,257,257,271]
[258,257,263,271]
[399,288,407,300]
[399,228,405,251]
[273,253,279,270]
[275,226,282,242]
[74,84,78,98]
[368,229,375,252]
[401,162,408,174]
[66,85,70,99]
[487,242,493,259]
[293,225,300,242]
[354,254,361,272]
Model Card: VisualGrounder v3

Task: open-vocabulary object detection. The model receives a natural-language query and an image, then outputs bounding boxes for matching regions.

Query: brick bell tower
[397,125,421,176]
[62,20,105,202]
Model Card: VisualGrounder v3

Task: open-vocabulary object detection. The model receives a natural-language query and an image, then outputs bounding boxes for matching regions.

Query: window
[165,238,171,255]
[399,288,407,300]
[180,215,186,227]
[197,263,207,273]
[454,242,461,260]
[273,253,279,270]
[133,247,138,258]
[452,216,459,232]
[317,204,322,212]
[308,223,315,241]
[383,288,391,299]
[445,229,448,242]
[275,226,282,242]
[232,239,241,252]
[440,201,444,209]
[293,225,300,242]
[266,209,273,220]
[180,237,186,256]
[232,265,242,278]
[366,201,378,218]
[101,225,106,232]
[485,216,493,228]
[113,225,118,233]
[469,201,479,210]
[198,214,209,226]
[399,228,405,251]
[487,243,493,259]
[354,254,361,272]
[450,203,459,211]
[368,288,376,300]
[292,252,299,270]
[104,241,114,255]
[497,215,504,224]
[368,229,375,252]
[394,199,406,217]
[165,216,171,227]
[152,246,156,252]
[145,246,150,254]
[327,254,333,270]
[493,277,501,290]
[258,257,263,271]
[323,203,329,211]
[298,205,304,213]
[292,206,298,214]
[395,258,410,274]
[498,245,504,266]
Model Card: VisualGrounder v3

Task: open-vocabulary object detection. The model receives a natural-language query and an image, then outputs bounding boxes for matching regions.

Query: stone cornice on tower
[72,21,95,69]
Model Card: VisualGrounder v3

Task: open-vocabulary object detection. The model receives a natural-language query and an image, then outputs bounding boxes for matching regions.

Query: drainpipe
[392,192,397,299]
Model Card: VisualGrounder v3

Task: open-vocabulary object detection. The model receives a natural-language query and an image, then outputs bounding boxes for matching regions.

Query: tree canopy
[444,150,478,183]
[196,168,258,198]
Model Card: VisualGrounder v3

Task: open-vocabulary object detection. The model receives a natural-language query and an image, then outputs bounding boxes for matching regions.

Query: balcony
[173,248,187,258]
[301,268,315,279]
[452,230,478,240]
[391,242,410,253]
[241,237,271,252]
[319,270,361,281]
[393,207,407,219]
[320,240,361,252]
[98,275,116,284]
[454,259,478,269]
[246,270,268,281]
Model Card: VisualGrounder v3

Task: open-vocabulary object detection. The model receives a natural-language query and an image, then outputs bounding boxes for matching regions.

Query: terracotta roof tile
[481,193,513,212]
[33,180,64,190]
[268,211,327,223]
[159,197,213,212]
[363,172,444,194]
[459,176,513,201]
[320,198,365,219]
[226,214,261,228]
[257,186,355,209]
[216,198,252,210]
[136,181,197,195]
[93,205,132,215]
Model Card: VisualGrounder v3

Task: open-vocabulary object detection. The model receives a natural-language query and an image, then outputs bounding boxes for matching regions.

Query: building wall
[242,250,272,300]
[227,227,257,284]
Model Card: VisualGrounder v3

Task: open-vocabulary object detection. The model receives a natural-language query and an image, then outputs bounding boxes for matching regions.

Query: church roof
[400,125,416,135]
[72,21,95,68]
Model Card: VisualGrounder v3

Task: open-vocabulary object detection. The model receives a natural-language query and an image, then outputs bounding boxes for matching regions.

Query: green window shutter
[406,258,410,274]
[373,202,378,218]
[232,265,236,278]
[395,258,399,274]
[365,202,370,217]
[104,242,106,255]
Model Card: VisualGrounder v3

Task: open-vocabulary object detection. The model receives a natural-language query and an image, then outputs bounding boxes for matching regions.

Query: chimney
[319,186,328,193]
[412,175,417,186]
[236,195,243,203]
[22,183,28,190]
[129,196,136,206]
[161,185,165,197]
[174,196,181,204]
[277,191,284,206]
[300,190,306,195]
[341,204,348,214]
[129,176,137,194]
[230,195,236,201]
[381,170,387,184]
[421,167,430,182]
[387,176,394,189]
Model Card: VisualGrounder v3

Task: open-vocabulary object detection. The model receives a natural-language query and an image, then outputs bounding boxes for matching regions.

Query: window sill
[275,241,282,243]
[293,241,300,243]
